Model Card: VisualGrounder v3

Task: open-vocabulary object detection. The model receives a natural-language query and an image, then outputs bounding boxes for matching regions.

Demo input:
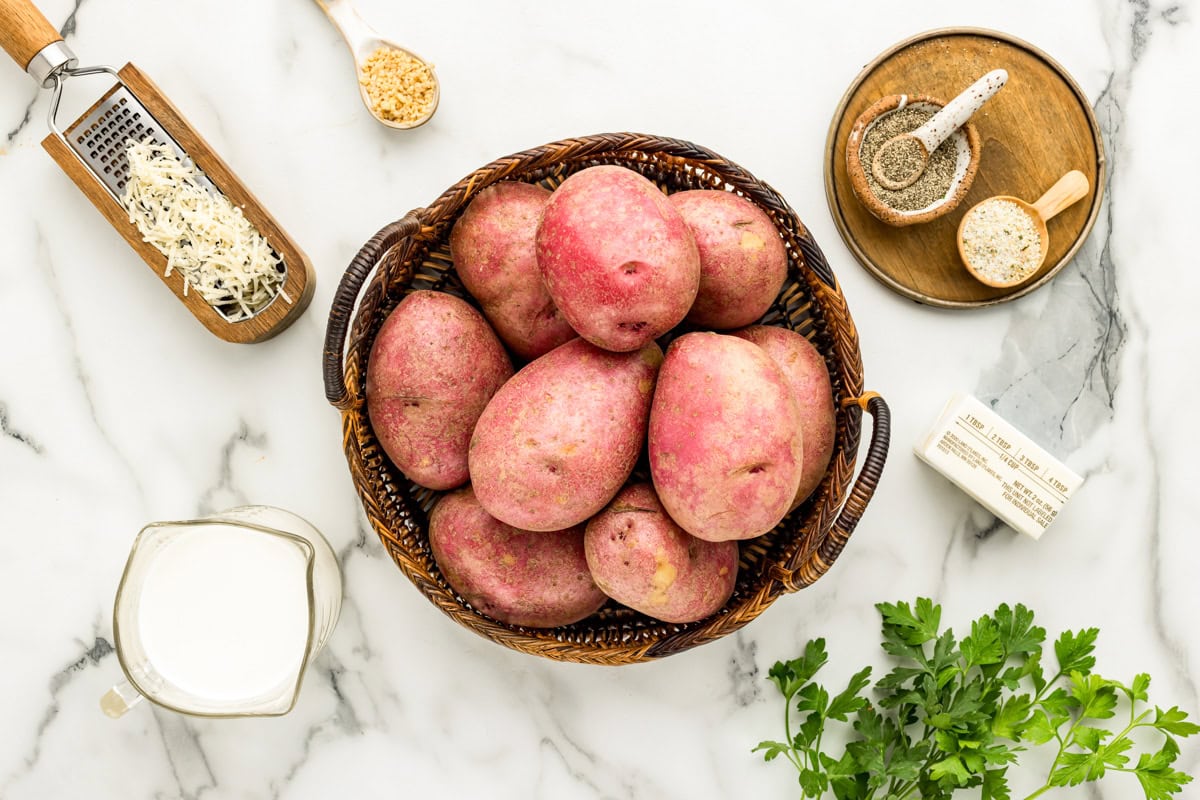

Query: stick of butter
[914,393,1083,539]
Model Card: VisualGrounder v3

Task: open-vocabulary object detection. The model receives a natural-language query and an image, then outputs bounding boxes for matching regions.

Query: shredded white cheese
[122,141,290,321]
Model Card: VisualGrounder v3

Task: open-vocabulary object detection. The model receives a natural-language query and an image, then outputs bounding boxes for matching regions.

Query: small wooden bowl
[956,195,1048,288]
[846,94,981,227]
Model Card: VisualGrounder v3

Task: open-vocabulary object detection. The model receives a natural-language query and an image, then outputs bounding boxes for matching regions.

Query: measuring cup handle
[1031,170,1090,222]
[0,0,62,72]
[100,680,144,719]
[912,69,1008,154]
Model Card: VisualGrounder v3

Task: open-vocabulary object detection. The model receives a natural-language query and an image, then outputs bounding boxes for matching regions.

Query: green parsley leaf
[1155,705,1200,737]
[930,628,960,673]
[768,638,828,698]
[991,694,1033,740]
[1134,744,1194,800]
[979,743,1021,768]
[877,598,941,645]
[880,624,926,662]
[1040,686,1073,719]
[981,767,1011,800]
[887,739,927,782]
[797,710,822,750]
[1130,673,1152,703]
[1024,650,1047,696]
[752,739,791,762]
[875,665,926,691]
[1023,709,1060,745]
[961,614,1005,669]
[822,750,868,800]
[846,708,888,782]
[929,753,971,785]
[1098,734,1134,769]
[1054,628,1099,675]
[796,682,830,717]
[1071,724,1109,751]
[1069,672,1118,720]
[827,667,871,721]
[799,768,826,796]
[993,603,1045,657]
[1050,750,1099,786]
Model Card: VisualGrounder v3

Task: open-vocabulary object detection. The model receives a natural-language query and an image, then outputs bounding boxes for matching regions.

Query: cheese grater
[1,0,315,343]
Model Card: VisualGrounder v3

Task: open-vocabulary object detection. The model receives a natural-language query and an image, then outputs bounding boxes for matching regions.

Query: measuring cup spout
[100,680,144,719]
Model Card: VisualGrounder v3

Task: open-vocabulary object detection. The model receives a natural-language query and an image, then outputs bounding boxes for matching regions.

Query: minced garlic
[359,47,436,125]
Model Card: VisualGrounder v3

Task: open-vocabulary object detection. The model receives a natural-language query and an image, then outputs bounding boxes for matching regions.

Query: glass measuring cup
[102,506,342,718]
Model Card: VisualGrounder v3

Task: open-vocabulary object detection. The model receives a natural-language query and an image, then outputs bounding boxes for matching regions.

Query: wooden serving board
[824,28,1105,308]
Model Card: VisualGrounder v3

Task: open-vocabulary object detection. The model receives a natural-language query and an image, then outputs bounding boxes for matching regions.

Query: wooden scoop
[871,69,1007,190]
[958,170,1091,288]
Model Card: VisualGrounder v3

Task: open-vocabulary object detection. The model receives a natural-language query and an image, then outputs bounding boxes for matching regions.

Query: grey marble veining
[0,401,43,453]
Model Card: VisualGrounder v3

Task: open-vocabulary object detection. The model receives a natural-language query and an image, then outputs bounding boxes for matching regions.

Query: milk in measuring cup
[107,507,341,718]
[136,525,311,701]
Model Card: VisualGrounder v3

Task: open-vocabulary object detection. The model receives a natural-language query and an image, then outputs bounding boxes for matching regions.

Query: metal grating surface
[63,84,215,201]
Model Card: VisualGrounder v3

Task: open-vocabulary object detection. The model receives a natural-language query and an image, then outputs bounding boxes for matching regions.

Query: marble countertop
[2,1,1197,797]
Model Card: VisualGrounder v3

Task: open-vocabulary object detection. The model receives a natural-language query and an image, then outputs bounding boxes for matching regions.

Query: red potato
[469,337,662,531]
[732,326,836,508]
[449,182,576,360]
[366,291,513,490]
[648,332,803,542]
[584,483,738,624]
[671,190,788,330]
[536,165,700,352]
[429,487,606,628]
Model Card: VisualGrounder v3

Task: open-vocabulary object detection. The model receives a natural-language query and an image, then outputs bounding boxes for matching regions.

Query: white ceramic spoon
[314,0,440,129]
[872,69,1008,190]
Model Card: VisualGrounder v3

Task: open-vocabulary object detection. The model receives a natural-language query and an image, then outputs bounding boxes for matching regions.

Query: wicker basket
[323,133,890,665]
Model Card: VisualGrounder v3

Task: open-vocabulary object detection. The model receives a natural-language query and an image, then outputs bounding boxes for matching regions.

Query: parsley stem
[782,695,806,776]
[1033,670,1064,704]
[1025,715,1078,799]
[1109,711,1153,749]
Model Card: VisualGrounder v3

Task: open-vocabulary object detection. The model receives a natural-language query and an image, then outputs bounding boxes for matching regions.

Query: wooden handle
[324,213,422,408]
[0,0,61,71]
[1032,170,1090,222]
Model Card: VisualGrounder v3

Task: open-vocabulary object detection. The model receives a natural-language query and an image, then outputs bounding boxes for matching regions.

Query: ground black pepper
[861,107,957,212]
[875,136,925,185]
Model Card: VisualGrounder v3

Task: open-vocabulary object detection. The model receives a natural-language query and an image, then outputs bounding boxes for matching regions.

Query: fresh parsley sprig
[754,599,1198,799]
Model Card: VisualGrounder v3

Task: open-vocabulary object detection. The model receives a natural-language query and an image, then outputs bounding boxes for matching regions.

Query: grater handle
[0,0,62,72]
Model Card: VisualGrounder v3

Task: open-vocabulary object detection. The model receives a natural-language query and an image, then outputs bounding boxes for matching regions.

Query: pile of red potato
[366,165,836,628]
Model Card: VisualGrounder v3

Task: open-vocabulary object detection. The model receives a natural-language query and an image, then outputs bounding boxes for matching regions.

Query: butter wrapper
[914,393,1083,539]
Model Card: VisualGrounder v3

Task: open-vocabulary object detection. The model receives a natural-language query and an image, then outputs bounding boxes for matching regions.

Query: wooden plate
[824,28,1106,308]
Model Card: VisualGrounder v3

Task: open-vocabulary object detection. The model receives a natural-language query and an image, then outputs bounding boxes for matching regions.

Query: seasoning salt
[960,199,1043,284]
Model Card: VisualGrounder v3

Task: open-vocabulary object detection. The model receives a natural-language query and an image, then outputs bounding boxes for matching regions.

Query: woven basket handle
[779,392,891,592]
[323,213,422,409]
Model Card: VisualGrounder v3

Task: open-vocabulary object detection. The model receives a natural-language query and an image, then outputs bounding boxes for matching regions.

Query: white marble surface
[1,0,1197,797]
